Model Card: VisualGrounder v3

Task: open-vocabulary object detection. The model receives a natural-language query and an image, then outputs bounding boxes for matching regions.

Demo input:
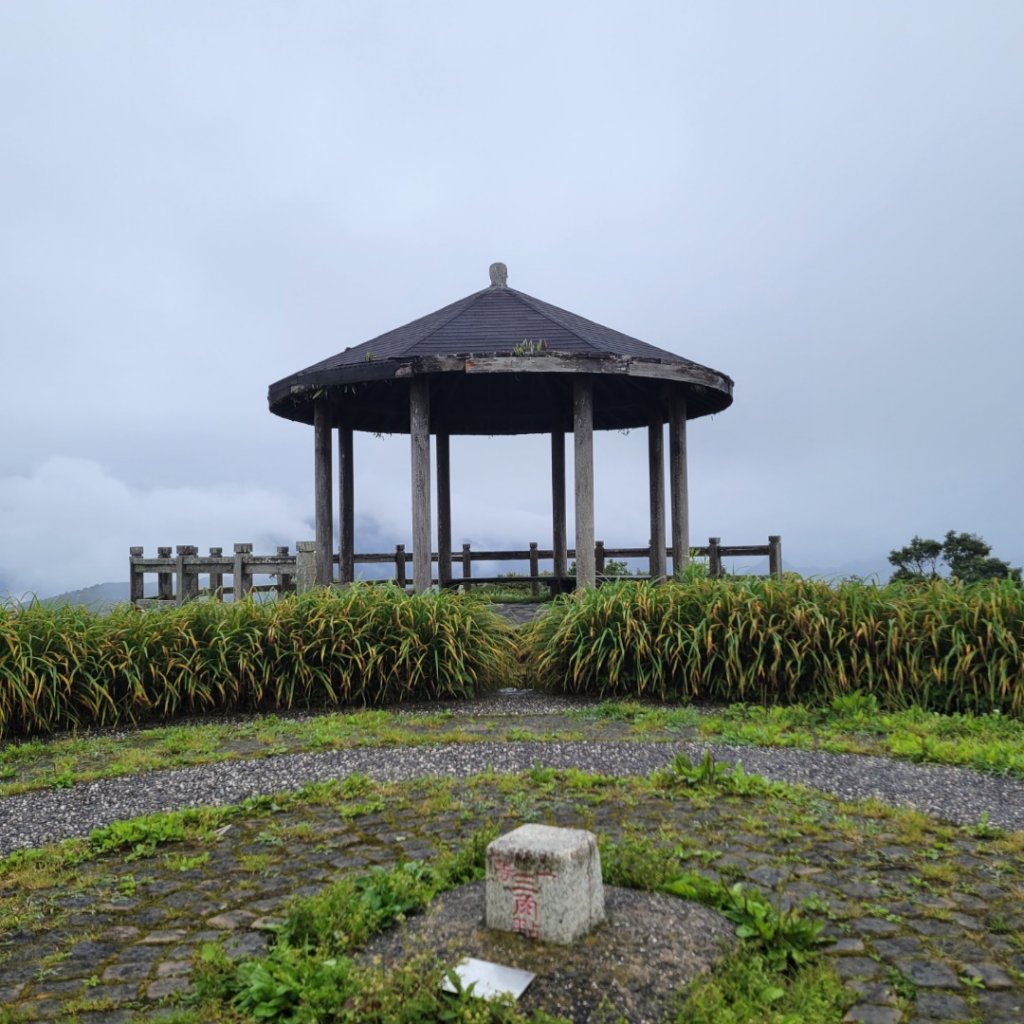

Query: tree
[888,536,943,581]
[888,531,1021,583]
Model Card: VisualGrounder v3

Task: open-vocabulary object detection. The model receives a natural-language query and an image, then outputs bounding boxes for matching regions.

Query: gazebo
[267,264,734,592]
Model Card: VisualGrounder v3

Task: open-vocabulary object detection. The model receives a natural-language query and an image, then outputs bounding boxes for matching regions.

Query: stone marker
[486,824,604,944]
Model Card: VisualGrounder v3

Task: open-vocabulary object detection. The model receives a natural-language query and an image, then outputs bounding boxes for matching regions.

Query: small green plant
[89,813,191,859]
[664,871,827,971]
[598,831,680,889]
[884,965,918,1001]
[656,751,781,797]
[50,768,76,789]
[675,948,850,1024]
[165,851,210,872]
[511,338,547,355]
[965,811,1002,839]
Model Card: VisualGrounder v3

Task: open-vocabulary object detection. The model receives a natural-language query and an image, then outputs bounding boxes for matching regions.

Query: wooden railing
[129,535,781,607]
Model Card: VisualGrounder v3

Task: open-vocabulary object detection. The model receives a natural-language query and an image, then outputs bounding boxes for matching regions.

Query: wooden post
[395,544,407,587]
[233,543,253,600]
[648,417,667,581]
[595,540,606,577]
[529,542,540,597]
[551,431,567,584]
[129,547,144,606]
[669,395,689,578]
[296,541,316,594]
[176,545,199,605]
[157,546,173,603]
[338,426,354,584]
[276,545,291,596]
[314,397,334,587]
[208,547,224,600]
[436,432,452,586]
[462,543,472,587]
[410,377,432,593]
[573,378,595,590]
[769,535,782,579]
[708,537,722,579]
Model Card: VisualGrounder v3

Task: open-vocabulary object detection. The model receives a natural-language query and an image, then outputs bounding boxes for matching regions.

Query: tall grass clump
[524,577,1024,715]
[0,586,516,739]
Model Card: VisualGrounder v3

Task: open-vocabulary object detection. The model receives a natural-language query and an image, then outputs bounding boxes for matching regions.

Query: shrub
[0,586,516,739]
[523,577,1024,715]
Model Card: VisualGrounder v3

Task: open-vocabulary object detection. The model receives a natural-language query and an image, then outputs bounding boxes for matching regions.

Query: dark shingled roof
[268,267,733,435]
[297,285,696,369]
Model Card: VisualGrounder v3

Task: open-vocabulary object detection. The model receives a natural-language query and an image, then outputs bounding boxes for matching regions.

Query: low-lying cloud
[0,457,313,599]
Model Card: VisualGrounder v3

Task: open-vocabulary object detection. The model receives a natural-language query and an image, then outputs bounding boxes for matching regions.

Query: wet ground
[1,702,1023,1022]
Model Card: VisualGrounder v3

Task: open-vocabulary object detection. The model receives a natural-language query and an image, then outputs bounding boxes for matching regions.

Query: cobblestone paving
[1,729,1023,1021]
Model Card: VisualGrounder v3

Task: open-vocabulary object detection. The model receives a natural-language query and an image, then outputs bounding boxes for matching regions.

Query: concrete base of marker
[485,824,604,945]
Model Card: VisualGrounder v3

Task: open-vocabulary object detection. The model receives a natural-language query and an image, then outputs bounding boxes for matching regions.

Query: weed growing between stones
[676,950,849,1024]
[663,872,827,971]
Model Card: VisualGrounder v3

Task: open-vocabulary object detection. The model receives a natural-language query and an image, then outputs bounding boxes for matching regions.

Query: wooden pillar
[275,545,291,596]
[410,377,432,592]
[648,416,666,581]
[768,535,783,579]
[529,542,540,597]
[462,543,472,586]
[296,541,316,594]
[157,546,173,603]
[176,545,199,605]
[669,394,689,578]
[551,430,567,582]
[233,543,253,600]
[395,544,407,587]
[708,536,722,579]
[338,426,354,584]
[129,547,144,606]
[208,546,224,599]
[314,397,333,587]
[573,378,595,590]
[436,433,452,586]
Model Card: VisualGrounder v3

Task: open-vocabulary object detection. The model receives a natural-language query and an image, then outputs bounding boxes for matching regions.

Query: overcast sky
[2,1,1022,598]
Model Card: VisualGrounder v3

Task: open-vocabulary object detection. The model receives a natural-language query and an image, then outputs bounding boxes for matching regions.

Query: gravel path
[3,691,1023,856]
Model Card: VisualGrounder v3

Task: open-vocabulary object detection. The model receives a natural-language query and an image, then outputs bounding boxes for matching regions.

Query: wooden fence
[129,535,782,608]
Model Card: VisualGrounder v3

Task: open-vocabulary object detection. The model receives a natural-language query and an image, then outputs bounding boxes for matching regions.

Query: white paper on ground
[440,957,536,1000]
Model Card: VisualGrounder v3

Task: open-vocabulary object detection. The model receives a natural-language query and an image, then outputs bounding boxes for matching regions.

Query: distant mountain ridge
[38,582,132,612]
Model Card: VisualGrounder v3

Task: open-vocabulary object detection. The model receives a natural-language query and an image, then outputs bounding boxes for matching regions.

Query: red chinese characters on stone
[491,856,553,939]
[492,856,517,884]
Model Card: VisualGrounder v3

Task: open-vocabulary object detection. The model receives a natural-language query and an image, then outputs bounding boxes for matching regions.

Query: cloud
[0,457,313,598]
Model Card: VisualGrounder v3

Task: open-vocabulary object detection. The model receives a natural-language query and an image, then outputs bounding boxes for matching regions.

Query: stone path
[1,712,1023,1022]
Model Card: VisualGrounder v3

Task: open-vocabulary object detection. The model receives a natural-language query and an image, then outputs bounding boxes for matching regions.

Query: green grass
[573,693,1024,777]
[4,575,1022,741]
[0,587,517,739]
[525,576,1024,714]
[4,691,1024,798]
[675,949,850,1024]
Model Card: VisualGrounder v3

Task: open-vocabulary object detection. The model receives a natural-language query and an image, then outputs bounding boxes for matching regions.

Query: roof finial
[489,262,508,288]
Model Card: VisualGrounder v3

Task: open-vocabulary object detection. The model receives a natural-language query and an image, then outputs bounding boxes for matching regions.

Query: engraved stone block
[485,824,604,944]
